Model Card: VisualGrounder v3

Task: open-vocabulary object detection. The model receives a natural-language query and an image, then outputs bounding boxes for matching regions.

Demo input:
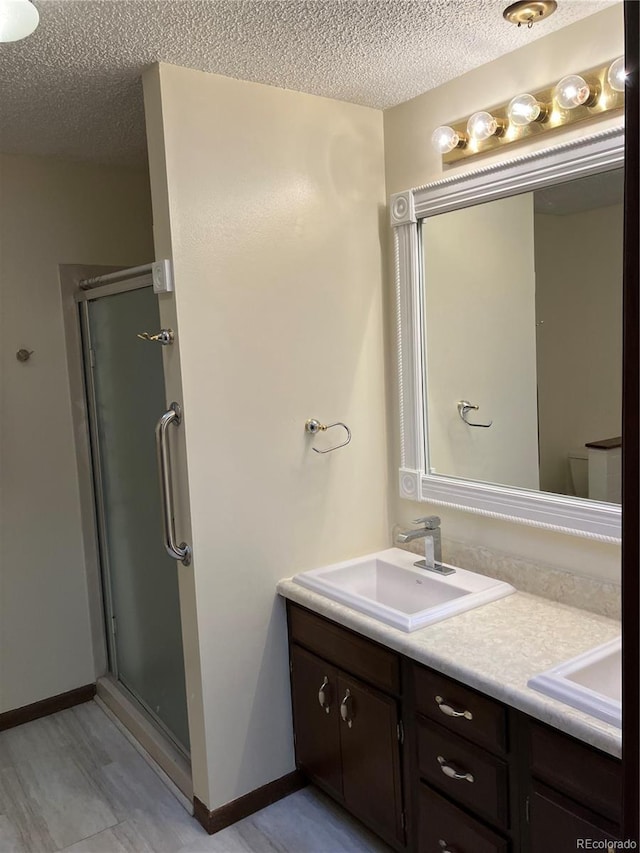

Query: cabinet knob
[438,841,458,853]
[318,677,331,714]
[435,695,473,720]
[437,755,475,783]
[340,689,354,728]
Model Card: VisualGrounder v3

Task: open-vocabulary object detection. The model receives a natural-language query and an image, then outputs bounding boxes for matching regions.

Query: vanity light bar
[434,57,625,164]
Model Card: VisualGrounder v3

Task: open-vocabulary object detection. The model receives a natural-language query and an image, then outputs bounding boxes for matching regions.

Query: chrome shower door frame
[77,273,190,757]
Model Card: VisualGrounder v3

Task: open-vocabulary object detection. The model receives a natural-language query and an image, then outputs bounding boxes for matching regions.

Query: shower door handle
[155,403,192,566]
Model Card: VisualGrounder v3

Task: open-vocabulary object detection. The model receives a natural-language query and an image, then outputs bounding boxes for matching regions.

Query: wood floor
[0,701,390,852]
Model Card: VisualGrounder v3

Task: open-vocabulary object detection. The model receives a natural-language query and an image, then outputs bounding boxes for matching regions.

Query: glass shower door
[84,283,189,752]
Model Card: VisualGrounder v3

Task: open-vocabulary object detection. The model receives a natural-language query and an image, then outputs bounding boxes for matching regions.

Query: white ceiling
[0,0,617,166]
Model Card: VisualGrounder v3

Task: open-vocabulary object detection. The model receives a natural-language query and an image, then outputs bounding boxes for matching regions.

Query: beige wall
[383,4,623,583]
[0,152,154,712]
[425,194,539,489]
[536,202,623,496]
[143,64,388,810]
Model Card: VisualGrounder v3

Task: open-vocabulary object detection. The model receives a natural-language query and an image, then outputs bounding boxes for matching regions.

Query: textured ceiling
[0,0,618,166]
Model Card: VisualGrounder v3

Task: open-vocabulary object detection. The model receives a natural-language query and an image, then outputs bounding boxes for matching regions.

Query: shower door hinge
[89,348,96,369]
[152,259,174,294]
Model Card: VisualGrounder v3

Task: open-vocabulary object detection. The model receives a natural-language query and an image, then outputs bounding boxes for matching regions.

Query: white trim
[390,190,416,226]
[392,126,624,542]
[399,468,421,501]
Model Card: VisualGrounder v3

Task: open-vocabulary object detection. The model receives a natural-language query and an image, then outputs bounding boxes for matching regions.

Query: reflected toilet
[568,451,589,499]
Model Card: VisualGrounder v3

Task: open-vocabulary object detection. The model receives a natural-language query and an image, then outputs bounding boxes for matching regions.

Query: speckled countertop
[277,578,622,758]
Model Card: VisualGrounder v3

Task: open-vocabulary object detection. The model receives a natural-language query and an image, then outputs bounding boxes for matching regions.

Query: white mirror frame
[391,126,624,544]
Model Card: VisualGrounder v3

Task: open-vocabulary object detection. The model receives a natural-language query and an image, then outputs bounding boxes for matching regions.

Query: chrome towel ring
[305,418,352,453]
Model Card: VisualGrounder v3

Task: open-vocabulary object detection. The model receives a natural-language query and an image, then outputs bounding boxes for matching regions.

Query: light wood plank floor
[0,701,390,852]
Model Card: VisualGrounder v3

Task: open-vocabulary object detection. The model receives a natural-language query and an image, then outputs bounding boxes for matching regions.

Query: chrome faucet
[397,516,455,576]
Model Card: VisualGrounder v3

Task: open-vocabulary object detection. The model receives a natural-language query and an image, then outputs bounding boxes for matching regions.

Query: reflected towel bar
[457,401,493,428]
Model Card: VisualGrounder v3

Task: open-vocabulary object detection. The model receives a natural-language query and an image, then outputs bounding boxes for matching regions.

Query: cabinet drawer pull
[435,695,473,720]
[340,689,354,728]
[318,677,331,713]
[438,841,458,853]
[437,755,475,783]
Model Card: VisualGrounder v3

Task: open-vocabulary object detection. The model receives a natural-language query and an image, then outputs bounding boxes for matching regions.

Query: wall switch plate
[152,259,174,294]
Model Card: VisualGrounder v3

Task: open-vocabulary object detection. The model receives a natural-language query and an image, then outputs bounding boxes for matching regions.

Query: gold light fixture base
[503,0,557,28]
[442,59,624,164]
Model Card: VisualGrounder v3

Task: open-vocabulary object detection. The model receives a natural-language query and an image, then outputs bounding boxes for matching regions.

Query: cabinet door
[530,782,618,853]
[337,673,404,846]
[290,645,342,799]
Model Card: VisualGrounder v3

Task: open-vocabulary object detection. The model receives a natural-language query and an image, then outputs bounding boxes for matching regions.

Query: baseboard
[0,683,96,732]
[193,770,307,834]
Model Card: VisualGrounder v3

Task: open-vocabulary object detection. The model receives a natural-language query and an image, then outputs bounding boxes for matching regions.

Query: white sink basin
[292,548,515,632]
[528,637,621,727]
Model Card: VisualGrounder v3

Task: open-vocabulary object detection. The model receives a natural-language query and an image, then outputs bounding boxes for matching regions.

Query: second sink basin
[528,637,621,727]
[292,547,515,632]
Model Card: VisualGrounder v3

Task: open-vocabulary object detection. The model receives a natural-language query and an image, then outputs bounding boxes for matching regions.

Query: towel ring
[457,401,493,428]
[305,418,352,453]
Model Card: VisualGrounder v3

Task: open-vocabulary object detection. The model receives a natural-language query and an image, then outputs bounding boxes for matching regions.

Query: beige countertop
[277,578,621,758]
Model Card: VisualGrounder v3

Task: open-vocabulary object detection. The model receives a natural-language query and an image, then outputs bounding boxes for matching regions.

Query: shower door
[80,276,189,753]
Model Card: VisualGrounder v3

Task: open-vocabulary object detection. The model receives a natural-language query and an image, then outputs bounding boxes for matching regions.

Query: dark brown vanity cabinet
[409,660,515,852]
[409,662,623,853]
[288,604,405,848]
[286,603,623,853]
[289,645,343,800]
[528,783,618,853]
[526,721,622,852]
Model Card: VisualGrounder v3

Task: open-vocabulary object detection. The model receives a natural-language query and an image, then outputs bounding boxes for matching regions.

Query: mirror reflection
[422,167,623,503]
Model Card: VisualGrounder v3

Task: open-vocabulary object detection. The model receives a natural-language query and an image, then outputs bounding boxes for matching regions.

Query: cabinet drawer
[417,717,509,828]
[529,721,621,824]
[418,783,509,853]
[413,663,507,754]
[288,604,400,695]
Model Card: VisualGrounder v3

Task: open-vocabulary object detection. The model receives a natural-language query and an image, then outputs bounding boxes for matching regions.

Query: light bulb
[431,126,465,154]
[555,74,596,110]
[608,56,626,93]
[507,94,547,127]
[467,111,504,142]
[0,0,39,42]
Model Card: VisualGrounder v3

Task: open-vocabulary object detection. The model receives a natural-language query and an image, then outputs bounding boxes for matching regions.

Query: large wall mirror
[391,127,624,542]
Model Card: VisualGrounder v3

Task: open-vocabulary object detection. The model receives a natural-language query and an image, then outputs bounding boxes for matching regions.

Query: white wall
[143,64,389,810]
[0,152,154,712]
[535,203,623,496]
[425,194,539,489]
[383,5,624,584]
